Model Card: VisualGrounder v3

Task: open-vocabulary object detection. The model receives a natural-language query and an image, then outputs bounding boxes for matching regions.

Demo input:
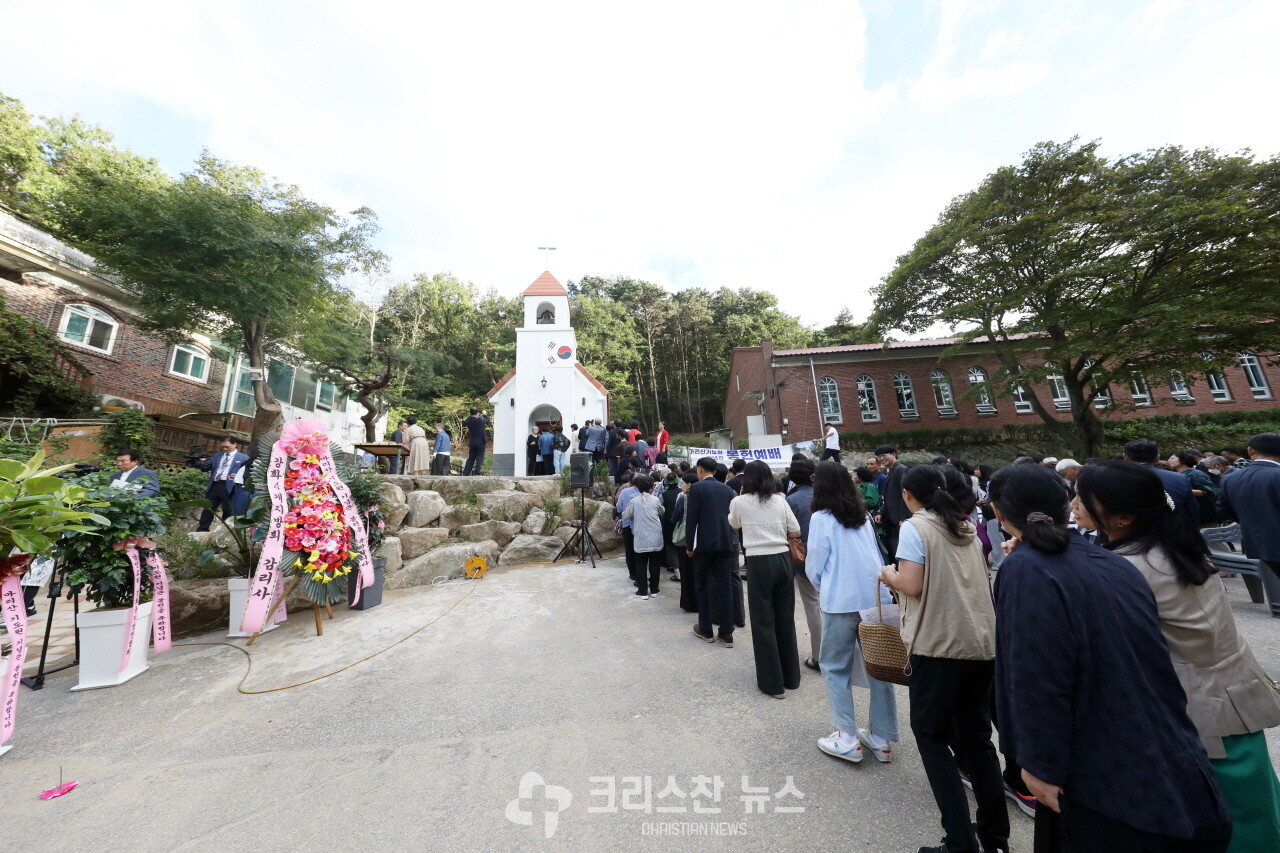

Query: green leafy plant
[0,296,98,418]
[57,483,167,608]
[154,530,219,580]
[0,449,107,559]
[195,496,268,579]
[544,498,562,517]
[156,466,208,521]
[344,471,387,558]
[97,407,156,464]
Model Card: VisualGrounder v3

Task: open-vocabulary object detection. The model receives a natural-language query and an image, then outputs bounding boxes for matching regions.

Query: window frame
[1168,370,1193,401]
[930,369,957,416]
[892,372,918,418]
[316,379,336,410]
[856,374,881,423]
[967,367,996,413]
[1012,383,1033,414]
[818,376,843,424]
[1130,375,1153,407]
[1046,364,1071,411]
[168,343,210,382]
[57,303,118,355]
[1239,352,1272,399]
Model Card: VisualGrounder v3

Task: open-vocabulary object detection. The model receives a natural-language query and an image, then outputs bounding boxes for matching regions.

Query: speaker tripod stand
[556,487,603,566]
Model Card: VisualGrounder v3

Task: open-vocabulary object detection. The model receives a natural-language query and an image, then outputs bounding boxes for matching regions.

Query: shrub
[97,408,156,464]
[154,530,219,580]
[58,484,168,608]
[0,298,98,418]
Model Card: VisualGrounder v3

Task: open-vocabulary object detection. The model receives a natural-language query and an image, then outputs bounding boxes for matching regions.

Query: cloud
[1,0,1277,330]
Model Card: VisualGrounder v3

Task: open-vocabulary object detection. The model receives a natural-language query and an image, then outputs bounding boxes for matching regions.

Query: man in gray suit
[110,449,160,497]
[1217,431,1280,618]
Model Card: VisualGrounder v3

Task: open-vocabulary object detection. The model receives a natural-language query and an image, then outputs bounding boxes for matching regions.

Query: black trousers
[882,520,901,562]
[462,444,485,475]
[1034,799,1230,853]
[820,448,841,462]
[622,528,638,584]
[197,484,240,531]
[635,550,662,596]
[745,552,801,695]
[693,549,737,638]
[908,655,1009,853]
[1259,560,1280,619]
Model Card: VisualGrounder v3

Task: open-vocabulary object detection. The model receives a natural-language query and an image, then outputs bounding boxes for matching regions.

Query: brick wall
[726,342,1280,445]
[1,273,227,414]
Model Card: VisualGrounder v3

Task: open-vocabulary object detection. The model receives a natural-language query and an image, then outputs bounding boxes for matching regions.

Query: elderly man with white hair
[1054,458,1082,481]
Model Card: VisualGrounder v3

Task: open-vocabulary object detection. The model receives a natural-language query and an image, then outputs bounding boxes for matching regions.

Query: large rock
[514,478,563,500]
[522,509,547,535]
[383,500,410,535]
[378,481,407,506]
[415,476,514,502]
[457,520,523,548]
[476,490,541,522]
[439,504,483,532]
[388,540,501,589]
[398,526,451,559]
[561,496,604,523]
[499,534,566,566]
[587,506,623,553]
[405,491,448,527]
[380,474,417,493]
[552,525,578,544]
[169,507,203,534]
[381,536,402,574]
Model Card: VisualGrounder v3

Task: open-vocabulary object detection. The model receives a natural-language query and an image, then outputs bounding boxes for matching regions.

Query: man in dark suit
[110,449,160,497]
[1217,431,1280,617]
[874,444,908,560]
[684,456,739,646]
[388,420,408,474]
[196,436,251,531]
[462,408,490,476]
[1122,439,1199,525]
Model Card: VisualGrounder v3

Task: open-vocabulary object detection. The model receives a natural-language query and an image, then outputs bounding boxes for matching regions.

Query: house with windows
[0,207,377,456]
[724,336,1280,446]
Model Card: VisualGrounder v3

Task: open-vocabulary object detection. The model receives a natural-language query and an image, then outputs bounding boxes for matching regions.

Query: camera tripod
[555,487,603,567]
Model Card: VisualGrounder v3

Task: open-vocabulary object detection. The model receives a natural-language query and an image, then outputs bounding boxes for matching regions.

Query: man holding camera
[194,436,251,531]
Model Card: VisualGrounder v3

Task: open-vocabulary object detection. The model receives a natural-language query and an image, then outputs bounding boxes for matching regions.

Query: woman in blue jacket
[987,463,1231,852]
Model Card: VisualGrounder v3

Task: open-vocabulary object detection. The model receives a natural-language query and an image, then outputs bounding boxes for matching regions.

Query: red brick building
[0,208,379,454]
[725,337,1280,446]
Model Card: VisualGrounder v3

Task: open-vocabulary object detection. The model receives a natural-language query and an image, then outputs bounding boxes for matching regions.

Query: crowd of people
[603,432,1280,853]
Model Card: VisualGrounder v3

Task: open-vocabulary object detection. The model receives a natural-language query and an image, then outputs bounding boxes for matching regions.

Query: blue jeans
[819,610,900,742]
[553,448,566,474]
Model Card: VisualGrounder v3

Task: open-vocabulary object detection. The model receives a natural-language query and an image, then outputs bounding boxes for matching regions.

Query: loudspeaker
[569,453,593,488]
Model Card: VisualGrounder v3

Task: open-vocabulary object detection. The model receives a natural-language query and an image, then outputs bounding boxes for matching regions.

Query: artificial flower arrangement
[240,419,372,633]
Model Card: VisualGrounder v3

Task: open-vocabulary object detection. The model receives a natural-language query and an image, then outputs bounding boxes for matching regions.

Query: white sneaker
[856,728,892,763]
[817,732,863,763]
[633,592,650,600]
[650,590,660,597]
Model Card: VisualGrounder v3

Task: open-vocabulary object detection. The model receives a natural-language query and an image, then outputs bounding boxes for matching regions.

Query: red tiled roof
[576,363,610,397]
[772,332,1038,357]
[522,271,568,297]
[485,363,611,398]
[486,367,517,398]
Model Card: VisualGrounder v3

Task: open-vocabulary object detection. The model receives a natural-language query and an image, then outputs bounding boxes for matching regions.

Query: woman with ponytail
[880,465,1008,853]
[1074,460,1280,851]
[988,462,1231,852]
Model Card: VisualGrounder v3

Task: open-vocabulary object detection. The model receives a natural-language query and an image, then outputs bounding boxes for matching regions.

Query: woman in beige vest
[1074,460,1280,851]
[403,417,430,475]
[881,465,1008,853]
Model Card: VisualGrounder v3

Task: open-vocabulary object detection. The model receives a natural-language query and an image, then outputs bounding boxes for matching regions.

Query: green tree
[814,307,878,346]
[872,139,1280,458]
[51,152,385,442]
[0,295,97,417]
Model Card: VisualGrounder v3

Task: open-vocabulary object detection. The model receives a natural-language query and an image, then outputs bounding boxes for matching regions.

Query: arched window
[818,376,842,423]
[930,370,956,416]
[169,343,209,382]
[892,373,917,418]
[1130,374,1152,406]
[856,375,880,422]
[58,303,118,354]
[1083,359,1112,408]
[1168,370,1193,401]
[1239,352,1272,399]
[1045,363,1070,410]
[1202,354,1231,402]
[536,302,556,324]
[967,367,996,413]
[1012,383,1033,413]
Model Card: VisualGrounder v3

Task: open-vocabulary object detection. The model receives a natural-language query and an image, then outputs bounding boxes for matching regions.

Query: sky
[2,0,1278,330]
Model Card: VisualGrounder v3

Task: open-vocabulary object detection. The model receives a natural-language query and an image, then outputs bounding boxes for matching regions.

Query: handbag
[671,495,687,547]
[783,499,805,565]
[858,578,911,686]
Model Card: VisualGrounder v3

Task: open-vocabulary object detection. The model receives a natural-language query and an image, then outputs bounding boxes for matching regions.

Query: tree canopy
[871,139,1280,457]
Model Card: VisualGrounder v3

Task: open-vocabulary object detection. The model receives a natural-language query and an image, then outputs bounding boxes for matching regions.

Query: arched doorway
[524,404,562,476]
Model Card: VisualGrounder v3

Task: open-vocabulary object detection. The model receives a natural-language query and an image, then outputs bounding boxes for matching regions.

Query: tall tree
[872,139,1280,458]
[52,151,385,441]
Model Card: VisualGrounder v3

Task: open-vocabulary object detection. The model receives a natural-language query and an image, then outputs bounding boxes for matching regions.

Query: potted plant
[0,451,106,750]
[344,472,387,611]
[192,498,283,638]
[56,479,167,690]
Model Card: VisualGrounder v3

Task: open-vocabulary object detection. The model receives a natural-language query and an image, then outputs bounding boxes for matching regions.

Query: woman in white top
[728,460,802,699]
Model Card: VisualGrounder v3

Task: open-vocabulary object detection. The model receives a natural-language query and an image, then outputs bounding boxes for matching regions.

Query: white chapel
[486,271,610,476]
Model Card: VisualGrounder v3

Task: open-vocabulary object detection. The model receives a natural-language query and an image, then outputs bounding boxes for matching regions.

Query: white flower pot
[71,601,151,691]
[227,577,278,638]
